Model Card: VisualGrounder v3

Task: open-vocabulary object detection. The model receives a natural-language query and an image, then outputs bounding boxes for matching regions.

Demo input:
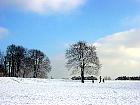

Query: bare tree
[29,49,51,78]
[15,46,26,77]
[0,51,6,76]
[37,57,51,78]
[65,41,101,83]
[6,44,17,77]
[0,51,4,65]
[1,45,51,78]
[20,52,34,78]
[6,44,26,77]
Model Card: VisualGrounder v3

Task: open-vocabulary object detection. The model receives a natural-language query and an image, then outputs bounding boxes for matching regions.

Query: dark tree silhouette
[3,44,51,78]
[115,76,140,80]
[0,51,7,76]
[6,44,26,77]
[65,41,101,83]
[99,76,102,83]
[6,44,17,77]
[21,53,34,78]
[16,46,26,77]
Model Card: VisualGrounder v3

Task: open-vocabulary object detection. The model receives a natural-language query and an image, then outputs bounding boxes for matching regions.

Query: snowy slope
[0,77,140,105]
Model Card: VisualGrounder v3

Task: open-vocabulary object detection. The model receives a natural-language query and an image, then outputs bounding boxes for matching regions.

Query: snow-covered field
[0,77,140,105]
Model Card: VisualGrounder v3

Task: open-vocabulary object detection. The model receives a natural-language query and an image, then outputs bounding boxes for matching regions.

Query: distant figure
[103,78,105,83]
[92,79,94,83]
[99,76,102,83]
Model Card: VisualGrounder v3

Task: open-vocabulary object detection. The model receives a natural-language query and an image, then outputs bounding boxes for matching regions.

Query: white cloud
[0,27,9,39]
[50,54,69,79]
[95,29,140,78]
[0,0,86,14]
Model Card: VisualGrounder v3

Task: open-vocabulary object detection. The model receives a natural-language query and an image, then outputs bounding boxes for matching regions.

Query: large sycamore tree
[65,41,101,83]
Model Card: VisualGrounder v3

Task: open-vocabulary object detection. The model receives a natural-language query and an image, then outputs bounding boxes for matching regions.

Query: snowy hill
[0,77,140,105]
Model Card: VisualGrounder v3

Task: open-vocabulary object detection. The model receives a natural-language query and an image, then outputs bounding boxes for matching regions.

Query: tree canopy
[65,41,101,83]
[0,44,51,78]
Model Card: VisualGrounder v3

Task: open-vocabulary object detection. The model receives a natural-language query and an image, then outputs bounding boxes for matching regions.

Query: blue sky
[0,0,139,56]
[0,0,140,78]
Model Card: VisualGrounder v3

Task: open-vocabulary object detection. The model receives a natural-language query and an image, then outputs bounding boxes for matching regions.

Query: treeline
[104,76,111,80]
[115,76,140,80]
[0,44,51,78]
[71,76,97,80]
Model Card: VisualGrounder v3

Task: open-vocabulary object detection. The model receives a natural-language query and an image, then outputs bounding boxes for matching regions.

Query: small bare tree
[65,41,101,83]
[28,49,51,78]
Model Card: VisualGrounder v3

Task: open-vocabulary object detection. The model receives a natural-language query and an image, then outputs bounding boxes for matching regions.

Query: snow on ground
[0,77,140,105]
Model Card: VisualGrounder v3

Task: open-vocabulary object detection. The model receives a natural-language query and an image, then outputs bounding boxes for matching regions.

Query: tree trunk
[81,68,84,83]
[11,54,15,77]
[33,64,37,78]
[8,61,11,77]
[10,53,16,77]
[4,57,7,76]
[11,62,14,77]
[23,71,25,78]
[17,62,20,77]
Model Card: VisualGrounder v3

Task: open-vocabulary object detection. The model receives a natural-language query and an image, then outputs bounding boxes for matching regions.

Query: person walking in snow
[99,76,102,83]
[92,79,94,83]
[103,78,105,83]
